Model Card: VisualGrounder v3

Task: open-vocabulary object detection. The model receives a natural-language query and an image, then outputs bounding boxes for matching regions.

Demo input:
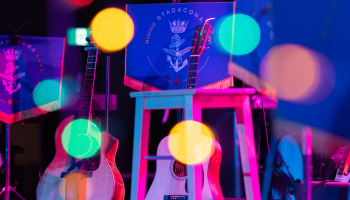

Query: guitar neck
[183,55,200,121]
[186,55,200,89]
[79,47,98,120]
[178,55,200,156]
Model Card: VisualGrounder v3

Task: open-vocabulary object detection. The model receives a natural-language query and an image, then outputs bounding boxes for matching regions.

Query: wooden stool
[130,88,261,200]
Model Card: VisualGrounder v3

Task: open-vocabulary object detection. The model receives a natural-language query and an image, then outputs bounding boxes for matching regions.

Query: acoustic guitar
[145,18,224,200]
[334,146,350,182]
[36,40,124,200]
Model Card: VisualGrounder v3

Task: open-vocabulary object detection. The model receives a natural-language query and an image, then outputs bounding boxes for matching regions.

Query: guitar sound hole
[172,160,187,179]
[83,136,101,171]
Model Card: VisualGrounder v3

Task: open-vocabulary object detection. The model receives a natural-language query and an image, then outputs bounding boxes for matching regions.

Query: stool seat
[130,88,256,97]
[130,88,261,200]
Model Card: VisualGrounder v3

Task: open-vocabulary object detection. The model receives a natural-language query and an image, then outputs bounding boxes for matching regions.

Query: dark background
[0,0,248,199]
[0,0,341,200]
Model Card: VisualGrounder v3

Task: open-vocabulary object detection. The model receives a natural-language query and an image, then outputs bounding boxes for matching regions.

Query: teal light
[218,14,260,55]
[62,119,101,159]
[33,79,65,107]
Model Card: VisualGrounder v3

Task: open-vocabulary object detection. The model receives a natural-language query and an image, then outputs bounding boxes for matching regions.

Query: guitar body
[334,146,350,182]
[334,169,350,182]
[145,134,223,200]
[36,115,125,200]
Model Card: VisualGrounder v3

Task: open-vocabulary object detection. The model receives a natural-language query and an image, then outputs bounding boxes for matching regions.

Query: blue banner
[125,2,234,91]
[0,35,65,124]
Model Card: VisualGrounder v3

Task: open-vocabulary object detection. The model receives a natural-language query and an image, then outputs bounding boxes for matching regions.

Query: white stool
[130,88,261,200]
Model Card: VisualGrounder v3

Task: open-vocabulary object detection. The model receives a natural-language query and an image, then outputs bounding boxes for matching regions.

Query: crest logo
[0,48,26,95]
[163,19,191,73]
[169,19,189,33]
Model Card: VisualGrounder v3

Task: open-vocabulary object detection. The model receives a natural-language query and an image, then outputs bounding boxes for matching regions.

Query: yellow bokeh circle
[90,8,134,53]
[168,120,215,165]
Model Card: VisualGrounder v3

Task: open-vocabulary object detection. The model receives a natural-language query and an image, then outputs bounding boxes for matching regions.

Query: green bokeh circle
[62,119,101,158]
[218,14,260,55]
[33,79,65,107]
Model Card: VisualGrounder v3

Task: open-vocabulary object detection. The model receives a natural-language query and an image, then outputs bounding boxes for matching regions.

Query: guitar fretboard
[78,48,98,130]
[177,55,200,157]
[186,55,199,89]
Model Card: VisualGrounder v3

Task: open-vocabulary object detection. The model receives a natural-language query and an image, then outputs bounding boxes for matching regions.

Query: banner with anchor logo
[125,2,234,91]
[0,35,65,124]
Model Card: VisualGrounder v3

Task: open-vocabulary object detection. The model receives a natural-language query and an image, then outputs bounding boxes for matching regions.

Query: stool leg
[302,126,312,200]
[233,112,243,198]
[235,95,261,200]
[184,95,203,200]
[131,98,151,200]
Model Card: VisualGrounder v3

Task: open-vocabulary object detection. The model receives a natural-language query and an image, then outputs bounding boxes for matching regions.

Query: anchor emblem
[163,19,191,73]
[163,34,191,73]
[0,48,26,95]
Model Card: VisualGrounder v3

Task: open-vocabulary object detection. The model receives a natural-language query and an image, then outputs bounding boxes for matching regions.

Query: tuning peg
[208,37,212,41]
[210,30,214,34]
[205,47,210,49]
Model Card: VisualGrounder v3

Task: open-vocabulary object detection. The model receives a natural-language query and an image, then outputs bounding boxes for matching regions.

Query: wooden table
[130,88,261,200]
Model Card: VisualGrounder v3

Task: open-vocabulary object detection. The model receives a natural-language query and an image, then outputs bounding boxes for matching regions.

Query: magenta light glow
[68,0,93,7]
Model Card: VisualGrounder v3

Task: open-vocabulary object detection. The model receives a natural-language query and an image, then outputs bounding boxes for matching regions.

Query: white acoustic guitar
[36,40,124,200]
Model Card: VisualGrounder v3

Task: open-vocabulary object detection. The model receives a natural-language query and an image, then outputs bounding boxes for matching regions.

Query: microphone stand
[0,124,25,200]
[106,54,110,132]
[0,21,30,200]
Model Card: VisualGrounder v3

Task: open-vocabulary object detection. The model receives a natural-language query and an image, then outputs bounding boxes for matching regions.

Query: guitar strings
[175,44,199,195]
[77,48,97,159]
[170,25,204,196]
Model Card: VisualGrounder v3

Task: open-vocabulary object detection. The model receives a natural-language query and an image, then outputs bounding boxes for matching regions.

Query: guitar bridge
[60,171,92,178]
[60,160,92,178]
[164,195,187,200]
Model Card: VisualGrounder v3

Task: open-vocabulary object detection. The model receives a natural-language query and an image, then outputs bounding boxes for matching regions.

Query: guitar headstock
[86,34,98,48]
[191,18,215,56]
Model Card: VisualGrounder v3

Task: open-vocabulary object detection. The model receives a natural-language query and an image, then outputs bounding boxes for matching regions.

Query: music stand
[0,35,65,200]
[0,124,25,200]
